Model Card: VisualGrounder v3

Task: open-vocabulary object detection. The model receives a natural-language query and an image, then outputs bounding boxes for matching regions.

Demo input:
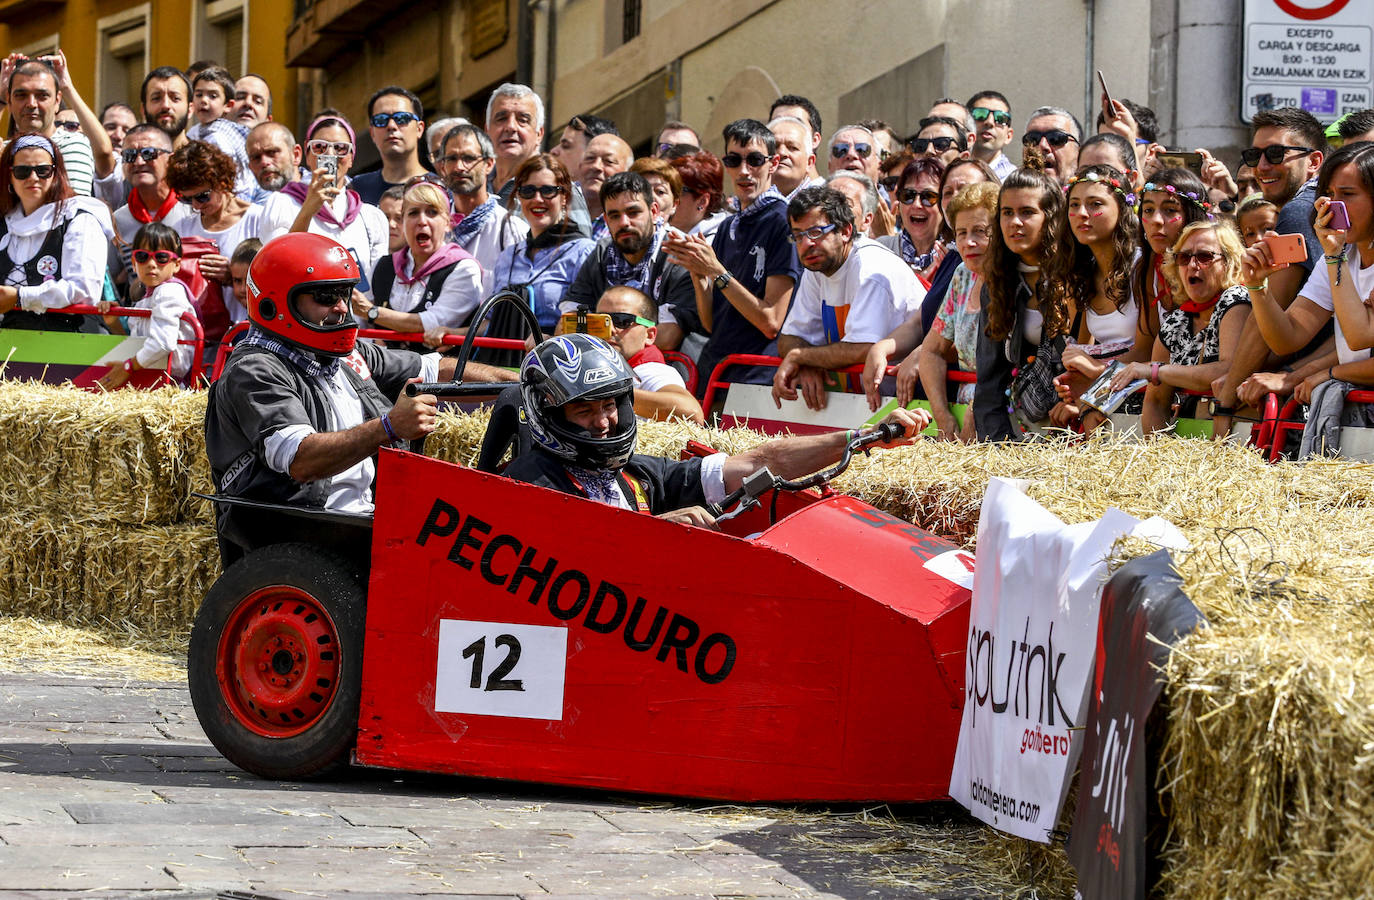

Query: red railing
[37,304,206,387]
[1263,389,1374,461]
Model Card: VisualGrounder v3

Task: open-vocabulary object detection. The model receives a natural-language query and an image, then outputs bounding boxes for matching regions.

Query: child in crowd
[1235,194,1279,249]
[185,66,257,202]
[227,238,262,325]
[97,223,198,388]
[379,184,407,253]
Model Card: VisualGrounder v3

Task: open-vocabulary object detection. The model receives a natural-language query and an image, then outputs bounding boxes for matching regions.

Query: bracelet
[1245,281,1267,293]
[1325,250,1349,263]
[1329,366,1337,382]
[122,358,134,373]
[1150,362,1161,386]
[380,414,399,443]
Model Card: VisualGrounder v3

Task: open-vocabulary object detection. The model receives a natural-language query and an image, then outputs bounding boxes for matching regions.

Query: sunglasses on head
[970,107,1012,126]
[898,188,940,207]
[132,249,180,265]
[121,146,169,164]
[179,189,214,206]
[370,111,420,128]
[306,139,352,157]
[721,151,771,168]
[830,142,872,160]
[910,136,959,154]
[55,120,81,132]
[516,183,564,200]
[1174,250,1223,266]
[606,311,655,330]
[12,164,54,180]
[1240,144,1314,167]
[1022,129,1078,148]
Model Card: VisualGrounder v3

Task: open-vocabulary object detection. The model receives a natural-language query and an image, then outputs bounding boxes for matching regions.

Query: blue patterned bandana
[237,325,343,379]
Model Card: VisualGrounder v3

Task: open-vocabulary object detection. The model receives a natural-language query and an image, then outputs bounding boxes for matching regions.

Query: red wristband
[1150,362,1161,386]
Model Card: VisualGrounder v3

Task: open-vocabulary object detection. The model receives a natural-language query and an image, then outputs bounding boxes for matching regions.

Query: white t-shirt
[368,252,485,332]
[1301,249,1374,365]
[633,360,685,392]
[130,279,196,376]
[259,189,389,293]
[1085,296,1138,345]
[177,203,267,324]
[781,238,925,346]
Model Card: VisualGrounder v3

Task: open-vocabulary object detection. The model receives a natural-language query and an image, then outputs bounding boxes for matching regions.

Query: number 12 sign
[434,619,568,720]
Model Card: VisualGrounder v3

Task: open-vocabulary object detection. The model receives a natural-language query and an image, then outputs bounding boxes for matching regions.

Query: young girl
[1235,193,1279,249]
[97,223,198,389]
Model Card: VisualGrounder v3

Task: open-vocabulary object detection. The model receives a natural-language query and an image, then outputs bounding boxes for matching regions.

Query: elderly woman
[631,156,682,225]
[260,111,389,284]
[1106,220,1251,434]
[352,177,484,344]
[0,133,112,331]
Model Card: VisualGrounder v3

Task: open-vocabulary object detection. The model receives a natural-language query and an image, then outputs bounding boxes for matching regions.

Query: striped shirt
[52,128,94,196]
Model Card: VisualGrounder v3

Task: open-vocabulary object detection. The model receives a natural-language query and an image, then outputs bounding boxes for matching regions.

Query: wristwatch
[366,306,380,323]
[712,271,733,291]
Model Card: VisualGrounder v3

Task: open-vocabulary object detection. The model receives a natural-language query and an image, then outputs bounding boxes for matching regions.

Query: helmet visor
[287,280,359,336]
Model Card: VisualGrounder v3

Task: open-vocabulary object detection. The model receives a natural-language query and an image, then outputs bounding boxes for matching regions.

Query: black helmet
[520,334,637,469]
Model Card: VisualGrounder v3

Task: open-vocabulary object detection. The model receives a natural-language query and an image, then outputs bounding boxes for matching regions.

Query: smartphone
[1328,200,1351,231]
[1155,150,1205,177]
[555,311,614,342]
[1265,232,1308,266]
[1097,70,1114,116]
[317,153,339,186]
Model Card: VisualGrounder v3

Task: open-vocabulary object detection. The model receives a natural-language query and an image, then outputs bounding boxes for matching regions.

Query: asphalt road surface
[0,663,1010,899]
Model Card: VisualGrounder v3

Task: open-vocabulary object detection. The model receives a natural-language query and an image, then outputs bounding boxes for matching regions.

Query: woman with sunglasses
[667,151,730,240]
[0,133,113,331]
[166,140,265,324]
[353,178,483,346]
[971,161,1070,440]
[878,158,948,324]
[1103,221,1251,434]
[487,154,595,331]
[261,112,389,294]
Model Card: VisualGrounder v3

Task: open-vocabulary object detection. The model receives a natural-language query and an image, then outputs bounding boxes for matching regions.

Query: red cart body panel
[355,450,972,802]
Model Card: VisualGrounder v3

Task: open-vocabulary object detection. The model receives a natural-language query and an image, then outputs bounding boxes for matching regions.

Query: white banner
[948,478,1186,842]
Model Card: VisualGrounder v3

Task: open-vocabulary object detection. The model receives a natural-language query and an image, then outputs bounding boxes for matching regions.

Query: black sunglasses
[12,164,54,180]
[370,111,420,128]
[179,189,215,206]
[910,136,959,154]
[1240,144,1314,167]
[971,107,1012,126]
[721,151,771,168]
[606,311,655,329]
[516,184,564,200]
[879,175,900,192]
[121,146,170,164]
[1022,129,1078,148]
[830,142,872,160]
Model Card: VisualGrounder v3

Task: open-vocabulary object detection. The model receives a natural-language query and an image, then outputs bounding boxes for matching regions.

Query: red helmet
[246,232,360,357]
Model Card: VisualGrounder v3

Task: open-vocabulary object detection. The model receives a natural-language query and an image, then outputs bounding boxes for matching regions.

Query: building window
[16,33,60,58]
[622,0,641,44]
[196,0,246,74]
[97,8,148,109]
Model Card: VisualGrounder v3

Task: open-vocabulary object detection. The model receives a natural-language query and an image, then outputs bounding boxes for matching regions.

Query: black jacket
[504,447,707,515]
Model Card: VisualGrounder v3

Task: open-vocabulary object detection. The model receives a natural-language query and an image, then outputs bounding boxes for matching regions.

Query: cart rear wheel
[189,542,366,779]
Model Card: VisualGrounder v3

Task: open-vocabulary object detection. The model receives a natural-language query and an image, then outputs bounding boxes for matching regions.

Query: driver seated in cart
[504,332,930,528]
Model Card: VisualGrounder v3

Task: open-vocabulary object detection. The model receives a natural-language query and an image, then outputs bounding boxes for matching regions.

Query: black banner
[1067,550,1206,899]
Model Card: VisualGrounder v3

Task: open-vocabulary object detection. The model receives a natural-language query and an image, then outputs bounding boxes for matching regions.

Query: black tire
[188,542,366,779]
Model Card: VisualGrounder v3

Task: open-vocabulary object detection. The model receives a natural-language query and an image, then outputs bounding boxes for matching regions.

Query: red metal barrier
[1265,389,1374,461]
[662,349,698,395]
[38,303,206,388]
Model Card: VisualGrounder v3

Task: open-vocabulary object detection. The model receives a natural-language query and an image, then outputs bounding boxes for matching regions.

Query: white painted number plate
[434,619,567,720]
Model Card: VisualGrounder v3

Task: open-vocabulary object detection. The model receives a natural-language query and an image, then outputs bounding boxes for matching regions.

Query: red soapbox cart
[188,294,974,803]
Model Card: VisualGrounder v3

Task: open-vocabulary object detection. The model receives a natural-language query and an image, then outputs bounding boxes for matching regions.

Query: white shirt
[369,252,485,332]
[177,203,267,324]
[456,209,529,295]
[633,360,685,392]
[187,118,258,202]
[130,279,196,376]
[1085,296,1138,345]
[259,189,390,292]
[1302,249,1374,365]
[781,238,925,346]
[1,198,112,311]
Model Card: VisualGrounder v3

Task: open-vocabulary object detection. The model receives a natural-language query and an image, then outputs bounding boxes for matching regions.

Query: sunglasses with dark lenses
[370,111,420,128]
[179,189,215,206]
[879,175,901,192]
[516,184,564,200]
[306,139,352,156]
[1240,144,1314,167]
[132,249,181,265]
[305,285,355,309]
[121,146,170,164]
[898,188,941,207]
[910,136,959,154]
[607,311,655,330]
[830,142,872,160]
[55,121,81,132]
[1174,250,1223,266]
[12,164,54,180]
[721,151,771,168]
[1022,129,1078,148]
[786,223,839,244]
[970,107,1013,126]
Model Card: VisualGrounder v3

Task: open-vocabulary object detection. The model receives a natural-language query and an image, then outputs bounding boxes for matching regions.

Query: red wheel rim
[216,585,343,738]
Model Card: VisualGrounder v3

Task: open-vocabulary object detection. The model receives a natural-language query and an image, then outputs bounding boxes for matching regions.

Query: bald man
[579,133,633,224]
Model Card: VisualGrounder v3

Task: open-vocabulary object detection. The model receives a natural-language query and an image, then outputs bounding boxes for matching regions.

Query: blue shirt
[489,235,598,329]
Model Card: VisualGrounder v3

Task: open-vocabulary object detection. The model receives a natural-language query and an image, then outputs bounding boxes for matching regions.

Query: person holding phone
[260,112,389,294]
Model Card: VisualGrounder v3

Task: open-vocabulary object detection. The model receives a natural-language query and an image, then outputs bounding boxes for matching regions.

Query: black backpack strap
[371,254,397,309]
[419,262,460,316]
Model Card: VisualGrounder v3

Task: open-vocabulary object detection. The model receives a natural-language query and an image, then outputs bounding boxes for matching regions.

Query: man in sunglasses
[351,86,428,206]
[1022,106,1082,182]
[595,285,704,423]
[772,187,922,411]
[910,116,969,168]
[111,125,192,279]
[826,125,883,184]
[966,90,1017,179]
[1212,107,1329,439]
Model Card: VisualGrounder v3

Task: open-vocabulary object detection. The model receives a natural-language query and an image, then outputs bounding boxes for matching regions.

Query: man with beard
[141,66,190,148]
[771,187,922,411]
[111,125,193,281]
[245,122,301,192]
[577,133,632,239]
[435,122,528,292]
[565,172,695,351]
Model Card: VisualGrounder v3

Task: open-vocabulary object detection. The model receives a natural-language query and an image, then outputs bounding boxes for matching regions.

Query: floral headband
[1063,169,1136,206]
[1139,181,1215,219]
